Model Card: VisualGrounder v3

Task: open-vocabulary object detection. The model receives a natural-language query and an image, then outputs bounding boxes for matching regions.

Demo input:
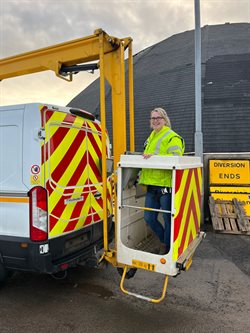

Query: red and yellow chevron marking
[40,107,112,238]
[173,168,202,260]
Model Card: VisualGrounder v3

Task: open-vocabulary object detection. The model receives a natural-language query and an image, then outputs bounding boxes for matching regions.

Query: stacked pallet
[209,197,250,235]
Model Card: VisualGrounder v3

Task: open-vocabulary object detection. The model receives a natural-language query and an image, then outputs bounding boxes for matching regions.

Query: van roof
[0,103,67,112]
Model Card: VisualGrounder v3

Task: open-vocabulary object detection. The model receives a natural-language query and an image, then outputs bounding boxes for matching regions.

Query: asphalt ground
[0,229,249,333]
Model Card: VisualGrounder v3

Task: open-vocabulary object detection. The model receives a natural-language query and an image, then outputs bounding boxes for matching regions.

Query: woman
[139,107,185,254]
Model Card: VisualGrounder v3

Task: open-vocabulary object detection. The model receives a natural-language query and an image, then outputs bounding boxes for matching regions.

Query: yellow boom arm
[0,28,135,256]
[0,28,134,168]
[1,29,120,79]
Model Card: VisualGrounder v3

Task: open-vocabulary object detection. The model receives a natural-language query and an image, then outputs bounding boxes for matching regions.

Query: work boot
[159,244,170,255]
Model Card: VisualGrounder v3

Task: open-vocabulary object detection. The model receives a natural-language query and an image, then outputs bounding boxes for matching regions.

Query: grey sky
[0,0,249,106]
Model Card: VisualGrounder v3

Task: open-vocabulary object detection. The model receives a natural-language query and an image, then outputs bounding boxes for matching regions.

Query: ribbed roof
[68,23,250,153]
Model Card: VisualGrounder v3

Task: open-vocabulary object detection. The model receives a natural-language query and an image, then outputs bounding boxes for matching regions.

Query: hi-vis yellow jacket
[139,126,185,187]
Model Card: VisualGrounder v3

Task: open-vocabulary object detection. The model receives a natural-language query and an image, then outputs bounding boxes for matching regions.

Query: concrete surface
[0,230,249,333]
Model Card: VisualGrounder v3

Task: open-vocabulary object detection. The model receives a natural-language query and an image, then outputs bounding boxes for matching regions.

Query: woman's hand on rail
[143,154,153,159]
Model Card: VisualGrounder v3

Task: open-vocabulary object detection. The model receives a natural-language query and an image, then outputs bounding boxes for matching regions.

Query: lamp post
[194,0,205,223]
[194,0,203,158]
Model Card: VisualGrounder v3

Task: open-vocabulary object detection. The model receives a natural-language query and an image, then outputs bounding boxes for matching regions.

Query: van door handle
[94,192,102,199]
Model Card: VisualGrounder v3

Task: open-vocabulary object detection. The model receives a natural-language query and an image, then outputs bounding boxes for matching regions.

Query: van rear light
[29,186,48,241]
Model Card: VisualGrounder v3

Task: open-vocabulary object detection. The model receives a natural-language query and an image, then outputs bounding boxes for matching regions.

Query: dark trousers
[144,185,172,247]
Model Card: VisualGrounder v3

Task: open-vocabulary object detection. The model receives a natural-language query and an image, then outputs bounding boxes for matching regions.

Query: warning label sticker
[31,165,40,175]
[209,160,250,185]
[132,259,156,272]
[30,174,40,185]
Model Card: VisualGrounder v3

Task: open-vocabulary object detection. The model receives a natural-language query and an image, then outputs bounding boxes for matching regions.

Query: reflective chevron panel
[173,168,202,260]
[40,106,112,238]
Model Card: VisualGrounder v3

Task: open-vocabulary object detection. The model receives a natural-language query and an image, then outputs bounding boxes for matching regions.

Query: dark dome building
[68,23,250,154]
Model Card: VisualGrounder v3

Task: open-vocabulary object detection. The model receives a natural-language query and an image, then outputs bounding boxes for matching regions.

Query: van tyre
[0,262,8,284]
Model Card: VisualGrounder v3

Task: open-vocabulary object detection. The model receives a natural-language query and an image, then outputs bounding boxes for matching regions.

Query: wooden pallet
[209,197,250,235]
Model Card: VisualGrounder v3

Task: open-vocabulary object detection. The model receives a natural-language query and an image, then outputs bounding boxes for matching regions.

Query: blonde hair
[151,107,171,128]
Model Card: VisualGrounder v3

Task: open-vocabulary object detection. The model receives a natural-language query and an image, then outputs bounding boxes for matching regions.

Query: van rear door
[41,107,112,239]
[0,105,29,237]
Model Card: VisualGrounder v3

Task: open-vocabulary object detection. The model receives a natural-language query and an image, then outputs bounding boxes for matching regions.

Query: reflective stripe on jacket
[139,126,185,187]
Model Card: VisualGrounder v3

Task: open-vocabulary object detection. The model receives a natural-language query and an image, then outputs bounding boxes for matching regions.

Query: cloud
[1,0,249,56]
[0,0,249,106]
[200,0,250,26]
[0,0,194,57]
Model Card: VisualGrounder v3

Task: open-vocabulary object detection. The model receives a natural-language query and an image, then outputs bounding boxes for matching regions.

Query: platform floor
[135,233,161,254]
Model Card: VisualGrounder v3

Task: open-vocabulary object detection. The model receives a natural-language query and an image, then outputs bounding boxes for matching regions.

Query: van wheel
[0,262,8,283]
[117,267,137,279]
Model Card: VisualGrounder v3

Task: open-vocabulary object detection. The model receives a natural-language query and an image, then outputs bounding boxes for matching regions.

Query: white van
[0,103,113,282]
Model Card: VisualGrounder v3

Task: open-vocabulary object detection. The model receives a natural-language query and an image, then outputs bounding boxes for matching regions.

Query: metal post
[99,32,108,251]
[194,0,204,224]
[128,42,135,152]
[194,0,203,158]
